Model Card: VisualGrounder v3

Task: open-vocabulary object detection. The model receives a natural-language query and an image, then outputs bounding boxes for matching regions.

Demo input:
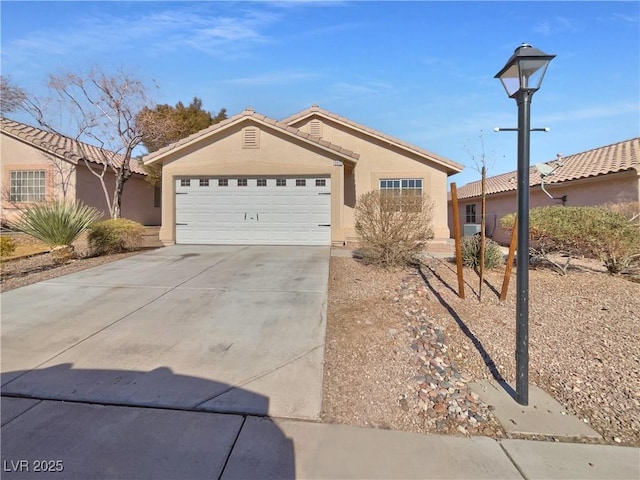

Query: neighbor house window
[276,179,286,187]
[466,204,477,223]
[257,179,267,187]
[379,178,423,212]
[10,170,46,202]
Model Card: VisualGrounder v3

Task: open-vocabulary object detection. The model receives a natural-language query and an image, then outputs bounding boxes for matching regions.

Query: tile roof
[282,105,464,174]
[0,117,147,175]
[452,137,640,200]
[143,108,360,165]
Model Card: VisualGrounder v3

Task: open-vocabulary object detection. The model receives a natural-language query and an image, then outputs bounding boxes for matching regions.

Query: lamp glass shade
[496,44,555,98]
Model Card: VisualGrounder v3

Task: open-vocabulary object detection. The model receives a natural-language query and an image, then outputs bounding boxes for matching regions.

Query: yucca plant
[9,200,102,262]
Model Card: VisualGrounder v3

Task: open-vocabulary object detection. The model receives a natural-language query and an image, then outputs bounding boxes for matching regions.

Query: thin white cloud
[612,13,640,23]
[2,5,280,64]
[226,71,318,86]
[331,81,397,98]
[534,16,580,36]
[539,102,640,124]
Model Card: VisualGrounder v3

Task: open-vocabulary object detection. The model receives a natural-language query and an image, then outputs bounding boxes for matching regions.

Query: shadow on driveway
[1,364,295,479]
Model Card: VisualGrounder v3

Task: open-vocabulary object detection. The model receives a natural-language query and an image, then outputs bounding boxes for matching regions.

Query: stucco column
[332,161,346,245]
[159,173,176,245]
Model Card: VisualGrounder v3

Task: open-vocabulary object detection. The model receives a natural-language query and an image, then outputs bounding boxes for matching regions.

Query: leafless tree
[10,68,157,219]
[464,131,498,301]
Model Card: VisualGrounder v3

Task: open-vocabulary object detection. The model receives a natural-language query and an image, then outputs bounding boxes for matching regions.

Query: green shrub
[88,218,145,255]
[461,235,504,269]
[501,206,640,274]
[0,236,16,257]
[8,201,101,248]
[354,190,435,267]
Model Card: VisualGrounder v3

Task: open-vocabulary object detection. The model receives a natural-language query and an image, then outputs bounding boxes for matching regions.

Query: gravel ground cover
[323,255,640,446]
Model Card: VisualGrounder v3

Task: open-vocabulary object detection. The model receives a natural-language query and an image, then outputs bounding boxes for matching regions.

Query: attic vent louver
[309,119,322,138]
[243,127,259,148]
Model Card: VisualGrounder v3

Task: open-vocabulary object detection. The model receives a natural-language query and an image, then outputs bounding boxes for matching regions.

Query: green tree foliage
[501,206,640,274]
[137,97,227,153]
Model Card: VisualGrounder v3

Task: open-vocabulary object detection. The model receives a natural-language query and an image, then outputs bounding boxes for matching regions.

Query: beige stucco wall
[1,132,160,225]
[156,121,348,245]
[291,116,453,241]
[75,167,160,225]
[449,169,640,245]
[1,133,76,222]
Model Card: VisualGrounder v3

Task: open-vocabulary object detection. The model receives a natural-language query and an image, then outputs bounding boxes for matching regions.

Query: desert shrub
[8,200,101,249]
[605,202,640,224]
[0,235,16,257]
[88,218,145,255]
[461,235,503,269]
[501,206,640,274]
[354,190,434,267]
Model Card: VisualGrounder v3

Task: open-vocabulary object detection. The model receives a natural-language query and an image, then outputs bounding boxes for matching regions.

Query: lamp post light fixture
[495,44,555,406]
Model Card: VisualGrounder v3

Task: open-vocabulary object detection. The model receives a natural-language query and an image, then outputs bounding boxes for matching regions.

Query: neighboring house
[1,117,161,225]
[143,105,463,246]
[449,137,640,245]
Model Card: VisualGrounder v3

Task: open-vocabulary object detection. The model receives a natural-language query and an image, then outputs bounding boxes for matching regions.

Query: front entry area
[175,176,331,245]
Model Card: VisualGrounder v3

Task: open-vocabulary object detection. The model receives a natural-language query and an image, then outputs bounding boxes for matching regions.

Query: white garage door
[175,177,331,245]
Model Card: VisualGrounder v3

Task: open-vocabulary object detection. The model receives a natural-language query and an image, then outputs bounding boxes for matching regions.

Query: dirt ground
[323,254,640,446]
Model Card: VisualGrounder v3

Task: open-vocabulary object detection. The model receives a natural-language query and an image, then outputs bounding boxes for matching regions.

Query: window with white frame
[465,204,477,223]
[379,178,423,212]
[10,170,46,202]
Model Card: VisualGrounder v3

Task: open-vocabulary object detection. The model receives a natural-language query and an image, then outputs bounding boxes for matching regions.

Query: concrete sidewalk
[2,396,638,480]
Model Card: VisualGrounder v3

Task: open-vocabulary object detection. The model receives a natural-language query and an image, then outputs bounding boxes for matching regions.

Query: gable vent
[309,119,322,138]
[243,127,260,148]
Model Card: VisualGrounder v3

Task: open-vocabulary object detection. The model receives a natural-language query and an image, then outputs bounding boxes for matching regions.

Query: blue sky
[2,1,639,187]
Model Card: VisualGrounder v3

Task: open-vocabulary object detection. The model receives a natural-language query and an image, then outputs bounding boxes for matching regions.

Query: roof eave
[284,108,464,174]
[143,113,359,166]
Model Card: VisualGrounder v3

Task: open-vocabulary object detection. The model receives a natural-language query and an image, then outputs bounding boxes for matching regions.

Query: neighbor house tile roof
[0,117,147,175]
[143,108,360,165]
[452,137,640,200]
[282,105,464,174]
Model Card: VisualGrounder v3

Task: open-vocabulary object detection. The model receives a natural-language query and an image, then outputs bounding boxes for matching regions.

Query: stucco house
[449,137,640,245]
[143,105,463,246]
[1,117,161,226]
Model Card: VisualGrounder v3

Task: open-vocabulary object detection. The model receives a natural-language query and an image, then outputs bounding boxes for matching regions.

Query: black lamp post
[495,44,555,406]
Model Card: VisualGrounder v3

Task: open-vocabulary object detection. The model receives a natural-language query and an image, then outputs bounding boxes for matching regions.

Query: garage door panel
[175,177,331,245]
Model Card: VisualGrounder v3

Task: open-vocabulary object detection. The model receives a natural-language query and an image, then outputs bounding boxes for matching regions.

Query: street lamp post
[495,44,555,406]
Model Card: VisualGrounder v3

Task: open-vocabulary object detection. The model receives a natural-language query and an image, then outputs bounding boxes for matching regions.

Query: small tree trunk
[111,172,126,219]
[479,166,486,301]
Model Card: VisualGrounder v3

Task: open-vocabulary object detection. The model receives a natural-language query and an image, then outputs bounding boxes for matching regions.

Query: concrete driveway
[1,245,329,420]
